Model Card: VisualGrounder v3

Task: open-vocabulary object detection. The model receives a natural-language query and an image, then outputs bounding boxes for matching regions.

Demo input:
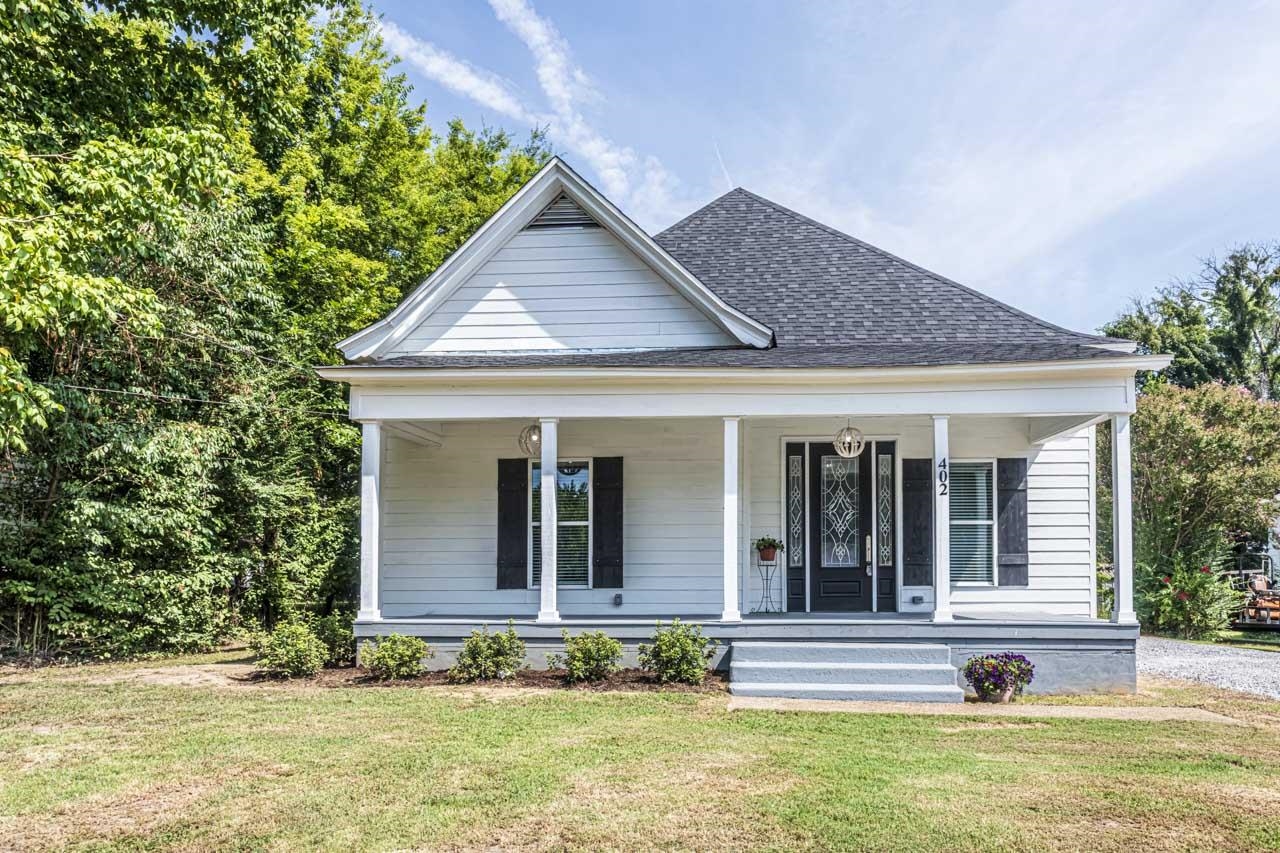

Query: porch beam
[537,418,560,622]
[722,416,743,622]
[348,382,1137,422]
[1111,414,1137,624]
[932,415,953,622]
[357,421,382,621]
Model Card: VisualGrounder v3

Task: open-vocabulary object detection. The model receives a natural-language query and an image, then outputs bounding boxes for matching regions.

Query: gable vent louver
[525,193,600,230]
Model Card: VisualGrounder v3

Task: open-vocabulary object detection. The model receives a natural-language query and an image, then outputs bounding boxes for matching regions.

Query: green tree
[0,0,310,450]
[1,1,550,657]
[1104,244,1280,398]
[1128,381,1280,568]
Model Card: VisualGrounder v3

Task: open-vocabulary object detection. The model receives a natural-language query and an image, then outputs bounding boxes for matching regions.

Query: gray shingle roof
[654,188,1115,349]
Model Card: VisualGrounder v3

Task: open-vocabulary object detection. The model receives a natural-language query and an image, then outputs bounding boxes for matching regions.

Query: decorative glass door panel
[820,456,859,566]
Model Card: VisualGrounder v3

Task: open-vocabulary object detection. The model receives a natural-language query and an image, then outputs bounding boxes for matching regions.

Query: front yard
[3,653,1280,851]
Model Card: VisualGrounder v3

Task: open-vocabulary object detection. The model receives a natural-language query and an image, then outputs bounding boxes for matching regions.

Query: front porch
[335,361,1144,693]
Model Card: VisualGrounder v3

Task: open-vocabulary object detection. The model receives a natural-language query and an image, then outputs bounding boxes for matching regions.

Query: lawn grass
[3,656,1280,851]
[1214,629,1280,653]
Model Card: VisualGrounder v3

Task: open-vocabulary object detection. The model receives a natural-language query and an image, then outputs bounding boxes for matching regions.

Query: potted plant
[961,652,1035,703]
[752,536,784,562]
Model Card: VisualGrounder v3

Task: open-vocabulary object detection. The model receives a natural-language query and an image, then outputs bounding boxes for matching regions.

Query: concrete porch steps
[729,641,964,703]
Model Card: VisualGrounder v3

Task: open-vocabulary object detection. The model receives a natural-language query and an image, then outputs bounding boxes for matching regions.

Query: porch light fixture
[517,423,541,457]
[833,422,865,458]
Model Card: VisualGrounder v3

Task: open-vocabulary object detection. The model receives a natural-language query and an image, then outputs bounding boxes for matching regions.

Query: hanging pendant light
[833,420,865,458]
[517,423,541,457]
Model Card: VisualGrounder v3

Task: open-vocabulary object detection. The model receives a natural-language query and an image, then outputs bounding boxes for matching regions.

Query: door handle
[865,534,873,575]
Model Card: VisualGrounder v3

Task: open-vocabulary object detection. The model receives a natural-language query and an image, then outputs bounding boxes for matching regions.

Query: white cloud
[378,20,537,125]
[381,3,695,228]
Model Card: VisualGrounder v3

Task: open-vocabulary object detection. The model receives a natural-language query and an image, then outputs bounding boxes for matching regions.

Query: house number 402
[937,457,948,496]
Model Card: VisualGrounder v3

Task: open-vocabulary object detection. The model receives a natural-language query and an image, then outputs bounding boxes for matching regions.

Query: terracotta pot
[758,547,778,562]
[981,687,1015,704]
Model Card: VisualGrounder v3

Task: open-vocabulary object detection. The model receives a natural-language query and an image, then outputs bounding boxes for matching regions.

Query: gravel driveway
[1138,636,1280,699]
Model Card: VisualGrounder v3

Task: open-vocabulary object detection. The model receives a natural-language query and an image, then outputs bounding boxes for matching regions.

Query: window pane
[530,461,591,587]
[950,524,994,584]
[949,462,992,522]
[556,525,589,585]
[531,462,590,522]
[531,525,591,586]
[556,462,589,522]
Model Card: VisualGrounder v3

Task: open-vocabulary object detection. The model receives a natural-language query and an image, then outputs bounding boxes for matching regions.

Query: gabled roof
[336,158,774,361]
[653,188,1123,350]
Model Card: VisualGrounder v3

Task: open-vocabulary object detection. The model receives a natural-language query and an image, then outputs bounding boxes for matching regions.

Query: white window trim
[949,457,999,587]
[528,458,593,590]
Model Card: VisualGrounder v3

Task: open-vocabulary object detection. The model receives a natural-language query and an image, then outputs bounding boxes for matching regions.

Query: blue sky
[372,0,1280,333]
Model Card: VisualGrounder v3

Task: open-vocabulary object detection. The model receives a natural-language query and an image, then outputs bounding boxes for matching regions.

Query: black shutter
[997,458,1029,586]
[902,458,934,587]
[592,457,624,588]
[496,458,528,589]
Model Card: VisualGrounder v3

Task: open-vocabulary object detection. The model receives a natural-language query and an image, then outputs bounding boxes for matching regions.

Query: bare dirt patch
[84,662,259,689]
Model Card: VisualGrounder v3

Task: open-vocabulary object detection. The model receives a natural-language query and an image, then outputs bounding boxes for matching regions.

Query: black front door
[808,442,873,611]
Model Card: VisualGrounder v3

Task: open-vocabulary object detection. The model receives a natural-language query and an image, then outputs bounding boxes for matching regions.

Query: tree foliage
[1105,244,1280,398]
[1127,382,1280,568]
[1,1,550,658]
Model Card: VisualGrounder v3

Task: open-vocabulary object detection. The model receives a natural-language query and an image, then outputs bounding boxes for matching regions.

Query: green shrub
[548,630,622,683]
[449,620,526,682]
[1138,552,1246,639]
[253,623,327,678]
[311,612,355,666]
[638,619,718,684]
[365,634,432,680]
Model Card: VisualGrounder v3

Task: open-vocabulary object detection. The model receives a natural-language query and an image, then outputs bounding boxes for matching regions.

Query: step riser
[730,663,959,686]
[731,643,951,666]
[730,683,966,703]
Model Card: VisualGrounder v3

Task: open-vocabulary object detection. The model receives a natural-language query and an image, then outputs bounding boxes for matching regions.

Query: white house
[319,158,1170,700]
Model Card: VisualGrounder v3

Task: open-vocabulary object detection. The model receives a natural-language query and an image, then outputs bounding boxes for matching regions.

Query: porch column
[358,421,382,621]
[722,416,743,622]
[932,415,954,621]
[1111,414,1137,623]
[537,417,560,623]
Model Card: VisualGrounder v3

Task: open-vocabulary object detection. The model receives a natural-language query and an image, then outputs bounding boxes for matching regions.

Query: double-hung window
[531,460,591,587]
[949,460,995,584]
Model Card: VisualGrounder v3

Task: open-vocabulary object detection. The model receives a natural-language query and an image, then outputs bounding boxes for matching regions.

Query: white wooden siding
[379,418,725,617]
[386,228,735,355]
[742,417,1096,618]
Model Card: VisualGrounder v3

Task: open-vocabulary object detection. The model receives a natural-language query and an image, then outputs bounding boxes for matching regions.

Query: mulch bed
[261,666,729,693]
